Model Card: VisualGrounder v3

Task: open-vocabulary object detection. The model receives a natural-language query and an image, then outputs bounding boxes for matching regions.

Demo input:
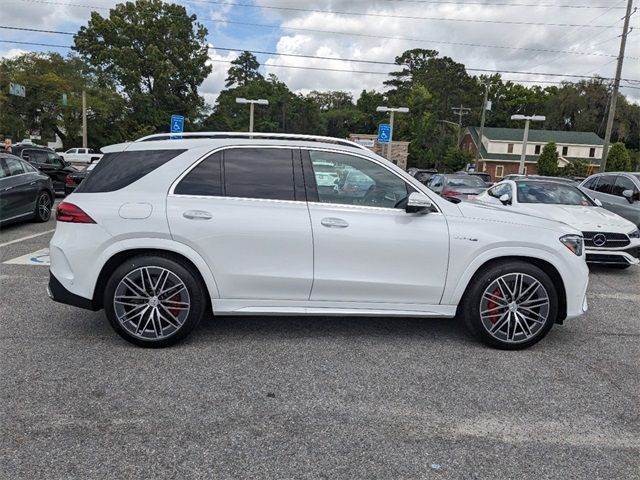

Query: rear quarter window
[75,149,186,193]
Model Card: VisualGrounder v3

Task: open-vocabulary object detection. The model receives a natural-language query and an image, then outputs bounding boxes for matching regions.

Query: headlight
[629,228,640,239]
[560,234,583,256]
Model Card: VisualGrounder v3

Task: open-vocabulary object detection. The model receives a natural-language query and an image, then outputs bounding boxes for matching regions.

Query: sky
[0,0,639,106]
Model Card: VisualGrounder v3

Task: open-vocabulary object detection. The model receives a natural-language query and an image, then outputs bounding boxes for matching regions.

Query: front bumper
[48,272,99,311]
[585,246,640,266]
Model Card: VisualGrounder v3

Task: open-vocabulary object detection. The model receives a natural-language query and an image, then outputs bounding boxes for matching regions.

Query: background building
[461,127,604,178]
[349,134,409,170]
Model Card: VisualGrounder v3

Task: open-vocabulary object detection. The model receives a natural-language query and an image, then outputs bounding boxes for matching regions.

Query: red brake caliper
[487,287,502,324]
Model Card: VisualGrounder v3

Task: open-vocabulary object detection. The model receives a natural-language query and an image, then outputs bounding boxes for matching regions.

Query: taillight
[442,189,462,197]
[56,202,96,223]
[65,174,77,186]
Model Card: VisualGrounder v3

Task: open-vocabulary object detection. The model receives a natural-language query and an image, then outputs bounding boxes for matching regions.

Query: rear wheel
[34,191,52,222]
[461,261,558,350]
[104,255,207,348]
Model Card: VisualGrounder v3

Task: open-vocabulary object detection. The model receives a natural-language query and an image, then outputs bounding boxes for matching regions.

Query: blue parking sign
[378,124,391,144]
[170,115,184,139]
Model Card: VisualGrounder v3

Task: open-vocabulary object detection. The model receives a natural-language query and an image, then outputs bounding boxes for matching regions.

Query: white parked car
[475,179,640,268]
[49,133,589,349]
[60,148,103,164]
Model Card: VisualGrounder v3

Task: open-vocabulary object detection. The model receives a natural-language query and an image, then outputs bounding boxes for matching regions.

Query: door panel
[167,147,313,301]
[304,150,449,305]
[308,204,449,304]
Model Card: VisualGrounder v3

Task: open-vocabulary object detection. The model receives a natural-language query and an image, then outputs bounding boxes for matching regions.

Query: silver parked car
[580,172,640,228]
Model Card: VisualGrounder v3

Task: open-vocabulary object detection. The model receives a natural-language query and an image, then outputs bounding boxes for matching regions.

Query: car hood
[516,204,636,233]
[459,201,580,235]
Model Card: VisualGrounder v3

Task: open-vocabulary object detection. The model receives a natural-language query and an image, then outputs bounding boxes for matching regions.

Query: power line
[2,23,633,61]
[2,38,637,83]
[379,0,623,7]
[15,0,618,27]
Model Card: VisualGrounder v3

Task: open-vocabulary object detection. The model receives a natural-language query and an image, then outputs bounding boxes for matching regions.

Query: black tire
[34,191,52,222]
[104,255,207,348]
[461,261,558,350]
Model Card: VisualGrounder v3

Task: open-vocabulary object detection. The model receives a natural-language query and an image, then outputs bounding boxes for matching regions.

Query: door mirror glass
[405,192,432,214]
[499,193,512,205]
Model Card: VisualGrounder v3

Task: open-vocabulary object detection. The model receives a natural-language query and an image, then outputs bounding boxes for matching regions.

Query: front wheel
[104,255,207,348]
[461,261,558,350]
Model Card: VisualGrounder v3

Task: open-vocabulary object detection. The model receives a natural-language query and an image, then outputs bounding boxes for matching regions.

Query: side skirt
[212,299,457,317]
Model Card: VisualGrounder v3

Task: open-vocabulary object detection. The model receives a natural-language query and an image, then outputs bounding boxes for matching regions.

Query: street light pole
[82,90,87,149]
[376,106,409,163]
[236,97,269,133]
[511,114,546,175]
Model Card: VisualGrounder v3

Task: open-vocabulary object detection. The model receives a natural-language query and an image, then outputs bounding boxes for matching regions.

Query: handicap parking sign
[170,115,184,138]
[378,124,391,144]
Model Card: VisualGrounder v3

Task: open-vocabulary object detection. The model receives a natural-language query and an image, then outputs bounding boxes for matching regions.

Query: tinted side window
[594,175,615,194]
[4,157,25,176]
[174,152,222,196]
[0,159,8,178]
[223,148,295,201]
[76,149,186,193]
[308,150,409,209]
[612,175,636,197]
[582,177,598,190]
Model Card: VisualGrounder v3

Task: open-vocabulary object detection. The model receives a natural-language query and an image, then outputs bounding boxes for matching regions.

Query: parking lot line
[0,229,55,248]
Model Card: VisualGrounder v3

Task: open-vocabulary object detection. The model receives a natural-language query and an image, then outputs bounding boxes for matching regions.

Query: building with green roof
[461,127,605,180]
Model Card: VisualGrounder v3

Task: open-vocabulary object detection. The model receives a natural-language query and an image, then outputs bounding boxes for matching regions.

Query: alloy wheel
[113,266,191,341]
[39,194,51,220]
[479,273,550,344]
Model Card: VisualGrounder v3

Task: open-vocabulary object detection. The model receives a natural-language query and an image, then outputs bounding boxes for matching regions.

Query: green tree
[225,51,262,88]
[537,142,560,176]
[562,159,589,178]
[202,74,323,135]
[443,147,473,173]
[606,142,632,171]
[74,0,211,134]
[0,52,127,148]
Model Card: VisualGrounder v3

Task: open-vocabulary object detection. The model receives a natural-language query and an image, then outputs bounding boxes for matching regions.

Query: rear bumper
[48,271,99,311]
[586,246,640,266]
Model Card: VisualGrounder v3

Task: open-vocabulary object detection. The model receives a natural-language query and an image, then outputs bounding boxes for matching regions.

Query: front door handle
[321,217,349,228]
[183,210,212,220]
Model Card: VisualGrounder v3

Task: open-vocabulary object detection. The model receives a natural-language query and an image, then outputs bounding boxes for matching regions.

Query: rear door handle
[321,217,349,228]
[183,210,212,220]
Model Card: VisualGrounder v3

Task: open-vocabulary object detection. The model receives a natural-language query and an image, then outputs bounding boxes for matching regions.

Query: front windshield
[446,176,486,188]
[516,182,593,206]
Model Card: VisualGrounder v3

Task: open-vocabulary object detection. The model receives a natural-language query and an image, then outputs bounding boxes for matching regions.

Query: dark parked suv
[10,143,76,195]
[580,172,640,228]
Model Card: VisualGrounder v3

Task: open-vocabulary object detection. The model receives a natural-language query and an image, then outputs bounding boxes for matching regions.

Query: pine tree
[537,142,559,176]
[606,142,632,172]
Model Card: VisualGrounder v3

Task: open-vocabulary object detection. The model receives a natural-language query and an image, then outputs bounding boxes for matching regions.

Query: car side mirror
[593,198,603,207]
[499,194,512,205]
[406,192,432,214]
[622,189,635,203]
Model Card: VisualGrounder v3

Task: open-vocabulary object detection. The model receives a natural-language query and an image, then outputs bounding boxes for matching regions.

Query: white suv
[48,133,589,349]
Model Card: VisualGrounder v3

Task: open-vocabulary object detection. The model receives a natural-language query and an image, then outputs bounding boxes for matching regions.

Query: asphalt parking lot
[1,215,639,479]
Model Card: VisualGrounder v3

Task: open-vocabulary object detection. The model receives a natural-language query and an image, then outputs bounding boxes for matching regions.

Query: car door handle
[29,181,37,185]
[321,217,349,228]
[183,210,212,220]
[2,186,13,191]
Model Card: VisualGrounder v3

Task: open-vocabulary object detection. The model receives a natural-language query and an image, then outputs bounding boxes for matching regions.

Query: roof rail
[134,132,369,151]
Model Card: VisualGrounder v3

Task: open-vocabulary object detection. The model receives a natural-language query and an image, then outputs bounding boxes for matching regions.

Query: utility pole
[601,0,634,172]
[451,105,471,145]
[81,90,87,149]
[376,106,409,163]
[475,83,490,165]
[511,115,546,174]
[235,97,269,133]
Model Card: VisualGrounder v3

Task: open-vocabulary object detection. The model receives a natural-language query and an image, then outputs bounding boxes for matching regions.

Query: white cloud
[201,48,238,106]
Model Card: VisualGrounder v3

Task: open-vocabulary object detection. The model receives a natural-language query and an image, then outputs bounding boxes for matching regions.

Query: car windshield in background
[446,176,486,188]
[517,181,593,206]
